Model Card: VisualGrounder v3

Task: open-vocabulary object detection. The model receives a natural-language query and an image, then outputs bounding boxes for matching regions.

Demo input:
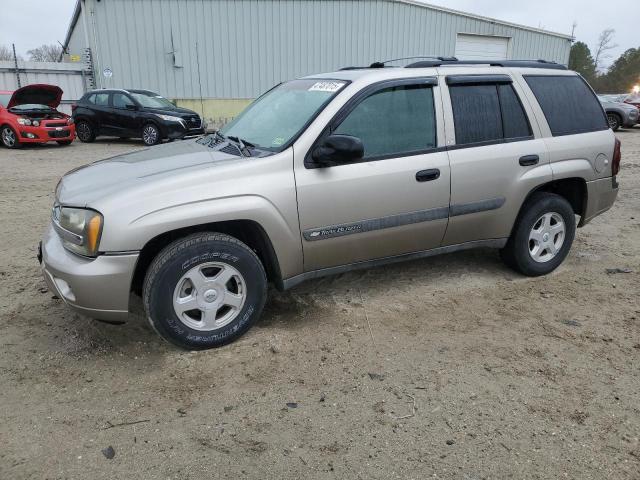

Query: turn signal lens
[86,214,102,254]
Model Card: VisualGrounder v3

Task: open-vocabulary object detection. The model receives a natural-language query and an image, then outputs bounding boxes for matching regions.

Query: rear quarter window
[524,75,608,136]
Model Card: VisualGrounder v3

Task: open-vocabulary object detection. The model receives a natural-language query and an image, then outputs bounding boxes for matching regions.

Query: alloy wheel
[2,127,16,147]
[76,122,91,141]
[143,125,158,145]
[607,114,620,130]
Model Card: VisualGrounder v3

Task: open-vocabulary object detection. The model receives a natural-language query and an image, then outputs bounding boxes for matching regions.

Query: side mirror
[125,103,138,111]
[311,134,364,167]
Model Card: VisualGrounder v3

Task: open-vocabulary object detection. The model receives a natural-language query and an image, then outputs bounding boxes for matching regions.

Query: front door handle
[519,155,539,166]
[416,168,440,182]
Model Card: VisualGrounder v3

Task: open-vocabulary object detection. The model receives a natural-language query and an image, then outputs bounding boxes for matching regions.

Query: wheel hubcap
[528,212,566,263]
[143,126,157,144]
[2,128,15,146]
[608,115,619,129]
[77,123,90,140]
[173,262,247,331]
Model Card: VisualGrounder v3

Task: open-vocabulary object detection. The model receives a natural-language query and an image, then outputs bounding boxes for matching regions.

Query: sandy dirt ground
[1,132,639,480]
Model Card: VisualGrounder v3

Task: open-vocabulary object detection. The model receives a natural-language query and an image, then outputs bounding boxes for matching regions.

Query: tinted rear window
[524,75,608,136]
[449,83,531,145]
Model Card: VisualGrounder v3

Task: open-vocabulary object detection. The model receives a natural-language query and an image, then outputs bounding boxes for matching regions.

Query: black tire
[141,123,161,146]
[1,125,22,149]
[500,192,576,277]
[56,140,73,146]
[607,113,621,131]
[75,120,95,142]
[143,232,267,350]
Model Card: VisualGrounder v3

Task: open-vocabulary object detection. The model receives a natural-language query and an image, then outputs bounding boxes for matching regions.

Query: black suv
[72,89,205,146]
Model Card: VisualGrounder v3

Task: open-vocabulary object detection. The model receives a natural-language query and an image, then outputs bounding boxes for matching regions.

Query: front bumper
[579,176,619,227]
[17,123,75,143]
[160,120,205,140]
[39,224,138,321]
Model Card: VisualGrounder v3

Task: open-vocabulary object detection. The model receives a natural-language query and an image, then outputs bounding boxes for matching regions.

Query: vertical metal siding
[83,0,571,99]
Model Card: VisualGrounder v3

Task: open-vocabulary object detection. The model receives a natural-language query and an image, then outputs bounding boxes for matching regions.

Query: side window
[85,94,96,104]
[94,93,109,106]
[449,83,532,146]
[112,93,134,109]
[333,84,437,159]
[524,75,608,136]
[498,84,531,139]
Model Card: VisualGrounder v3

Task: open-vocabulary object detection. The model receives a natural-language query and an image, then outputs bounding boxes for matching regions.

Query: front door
[295,79,451,271]
[109,92,139,137]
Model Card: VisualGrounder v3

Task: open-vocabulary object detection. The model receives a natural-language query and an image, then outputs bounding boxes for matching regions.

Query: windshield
[129,92,176,109]
[0,93,10,107]
[220,79,348,151]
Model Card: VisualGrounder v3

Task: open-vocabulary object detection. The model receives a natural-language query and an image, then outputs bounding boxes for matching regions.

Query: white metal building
[61,0,573,124]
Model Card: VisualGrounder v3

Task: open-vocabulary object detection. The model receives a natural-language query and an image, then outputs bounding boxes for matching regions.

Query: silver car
[597,95,639,130]
[40,59,620,349]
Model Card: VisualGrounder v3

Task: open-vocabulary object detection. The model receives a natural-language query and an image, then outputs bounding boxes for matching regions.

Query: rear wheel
[143,232,267,350]
[500,192,576,276]
[142,123,161,146]
[75,120,95,142]
[607,113,621,131]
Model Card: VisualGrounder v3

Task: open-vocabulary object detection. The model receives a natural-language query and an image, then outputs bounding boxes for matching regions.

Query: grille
[186,116,201,128]
[46,122,67,128]
[48,129,70,138]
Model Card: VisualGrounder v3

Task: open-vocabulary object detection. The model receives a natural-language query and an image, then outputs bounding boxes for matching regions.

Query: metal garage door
[455,34,510,60]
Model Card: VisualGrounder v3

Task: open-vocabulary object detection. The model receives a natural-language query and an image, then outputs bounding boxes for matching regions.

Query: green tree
[600,47,640,93]
[568,41,597,82]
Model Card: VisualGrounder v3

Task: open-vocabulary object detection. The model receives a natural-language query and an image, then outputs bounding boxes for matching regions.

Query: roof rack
[339,56,458,70]
[405,58,567,70]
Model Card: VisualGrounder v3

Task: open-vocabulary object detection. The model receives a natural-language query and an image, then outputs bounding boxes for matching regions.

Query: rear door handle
[416,168,440,182]
[519,155,539,166]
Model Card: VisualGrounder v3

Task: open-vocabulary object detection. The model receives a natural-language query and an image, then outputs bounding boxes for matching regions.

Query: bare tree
[0,44,16,61]
[593,28,618,71]
[26,44,62,62]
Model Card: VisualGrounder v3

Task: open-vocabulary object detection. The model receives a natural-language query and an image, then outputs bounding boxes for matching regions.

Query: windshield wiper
[226,135,256,157]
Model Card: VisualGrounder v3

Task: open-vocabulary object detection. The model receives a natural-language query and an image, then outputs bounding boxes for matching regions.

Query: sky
[0,0,635,68]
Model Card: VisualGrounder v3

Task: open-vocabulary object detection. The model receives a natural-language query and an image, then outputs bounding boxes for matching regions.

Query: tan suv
[40,59,620,349]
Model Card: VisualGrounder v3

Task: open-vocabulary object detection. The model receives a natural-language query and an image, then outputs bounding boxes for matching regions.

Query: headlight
[52,205,103,257]
[17,117,32,126]
[67,117,74,125]
[155,114,185,124]
[32,120,40,127]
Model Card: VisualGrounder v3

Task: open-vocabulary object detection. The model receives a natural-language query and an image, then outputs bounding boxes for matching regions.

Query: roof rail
[339,56,459,71]
[405,58,567,70]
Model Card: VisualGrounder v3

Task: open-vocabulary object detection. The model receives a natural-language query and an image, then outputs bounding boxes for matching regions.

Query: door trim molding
[284,238,508,290]
[302,197,506,241]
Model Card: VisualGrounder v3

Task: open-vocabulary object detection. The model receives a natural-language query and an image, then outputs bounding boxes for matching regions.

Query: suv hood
[56,140,240,205]
[7,84,63,109]
[144,106,199,118]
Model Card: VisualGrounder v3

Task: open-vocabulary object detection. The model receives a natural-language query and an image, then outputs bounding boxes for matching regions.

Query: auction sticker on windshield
[308,81,346,93]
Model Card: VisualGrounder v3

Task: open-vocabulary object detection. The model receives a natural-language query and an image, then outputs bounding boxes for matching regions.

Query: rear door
[441,72,552,245]
[295,78,451,271]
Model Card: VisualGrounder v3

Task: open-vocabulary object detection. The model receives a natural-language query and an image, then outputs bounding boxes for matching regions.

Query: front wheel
[143,232,267,350]
[141,123,161,146]
[1,125,22,149]
[500,192,576,276]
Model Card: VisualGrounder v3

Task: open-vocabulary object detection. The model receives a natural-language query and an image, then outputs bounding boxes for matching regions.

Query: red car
[0,84,75,149]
